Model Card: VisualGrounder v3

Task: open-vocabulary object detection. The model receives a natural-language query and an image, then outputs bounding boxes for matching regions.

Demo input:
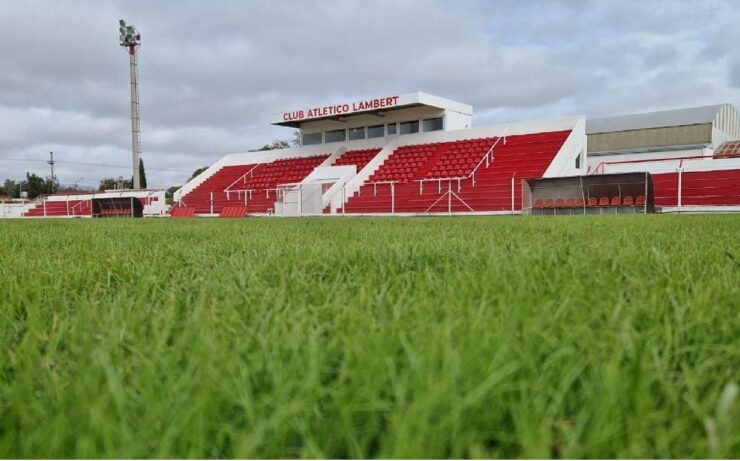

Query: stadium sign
[282,96,400,122]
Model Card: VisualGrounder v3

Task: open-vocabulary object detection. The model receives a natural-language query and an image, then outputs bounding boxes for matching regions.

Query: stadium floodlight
[118,19,142,189]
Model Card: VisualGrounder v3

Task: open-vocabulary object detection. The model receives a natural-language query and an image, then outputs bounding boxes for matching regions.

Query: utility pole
[47,151,55,193]
[118,19,142,189]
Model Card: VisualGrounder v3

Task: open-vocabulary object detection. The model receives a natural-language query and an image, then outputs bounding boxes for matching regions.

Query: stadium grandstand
[16,189,167,218]
[10,92,740,218]
[171,92,739,217]
[585,104,740,211]
[173,92,587,216]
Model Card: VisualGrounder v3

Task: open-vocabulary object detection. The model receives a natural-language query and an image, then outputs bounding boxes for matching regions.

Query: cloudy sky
[1,0,739,189]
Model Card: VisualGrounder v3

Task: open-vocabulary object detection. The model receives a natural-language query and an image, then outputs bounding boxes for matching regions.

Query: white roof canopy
[271,92,473,128]
[587,104,731,134]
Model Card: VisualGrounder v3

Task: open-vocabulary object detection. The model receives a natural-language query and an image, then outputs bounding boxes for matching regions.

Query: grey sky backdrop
[1,0,739,189]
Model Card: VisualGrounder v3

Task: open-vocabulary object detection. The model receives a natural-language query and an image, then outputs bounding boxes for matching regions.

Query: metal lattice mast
[119,20,142,189]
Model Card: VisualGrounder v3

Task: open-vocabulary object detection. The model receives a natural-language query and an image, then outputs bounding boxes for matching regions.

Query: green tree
[138,158,147,189]
[2,180,19,198]
[250,137,295,152]
[128,159,147,188]
[165,185,180,204]
[189,167,208,181]
[166,186,180,198]
[99,177,132,191]
[21,173,55,199]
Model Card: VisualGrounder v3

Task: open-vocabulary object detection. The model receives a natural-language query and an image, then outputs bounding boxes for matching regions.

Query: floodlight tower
[118,19,142,189]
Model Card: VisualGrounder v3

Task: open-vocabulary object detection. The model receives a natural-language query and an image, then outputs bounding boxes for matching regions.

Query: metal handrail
[226,186,282,197]
[589,154,712,175]
[224,165,259,198]
[361,180,400,198]
[69,199,91,215]
[415,176,468,194]
[469,126,510,185]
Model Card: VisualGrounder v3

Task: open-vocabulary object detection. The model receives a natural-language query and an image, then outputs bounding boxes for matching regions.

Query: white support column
[511,177,515,212]
[391,183,395,215]
[644,173,648,215]
[677,168,683,209]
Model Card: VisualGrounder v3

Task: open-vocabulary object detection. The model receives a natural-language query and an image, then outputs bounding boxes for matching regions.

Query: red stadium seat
[554,198,565,208]
[544,198,554,208]
[635,195,645,206]
[622,196,634,206]
[171,207,196,218]
[587,197,598,207]
[610,196,621,206]
[565,198,575,208]
[534,199,544,208]
[219,206,248,218]
[598,197,610,206]
[574,198,585,207]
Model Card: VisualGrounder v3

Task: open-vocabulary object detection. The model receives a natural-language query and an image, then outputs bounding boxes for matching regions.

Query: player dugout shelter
[522,172,655,215]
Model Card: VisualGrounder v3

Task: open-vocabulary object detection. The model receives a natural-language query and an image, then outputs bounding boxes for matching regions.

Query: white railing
[225,187,284,207]
[469,126,509,186]
[588,154,709,176]
[361,180,399,214]
[415,176,467,194]
[69,199,91,216]
[363,180,399,196]
[224,165,259,199]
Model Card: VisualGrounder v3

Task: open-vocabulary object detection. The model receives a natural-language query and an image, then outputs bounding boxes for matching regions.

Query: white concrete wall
[445,111,472,130]
[298,106,474,141]
[587,147,711,173]
[299,105,446,135]
[543,117,587,178]
[301,165,358,212]
[0,202,25,218]
[596,156,740,175]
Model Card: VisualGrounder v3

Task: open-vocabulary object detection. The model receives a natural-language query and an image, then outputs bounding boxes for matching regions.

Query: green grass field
[0,215,738,458]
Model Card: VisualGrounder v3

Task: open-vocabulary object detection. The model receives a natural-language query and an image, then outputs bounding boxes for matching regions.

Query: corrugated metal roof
[587,104,728,134]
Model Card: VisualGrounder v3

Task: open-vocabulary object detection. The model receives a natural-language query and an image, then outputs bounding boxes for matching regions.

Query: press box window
[387,123,397,135]
[575,154,581,169]
[422,117,443,132]
[302,132,322,145]
[368,125,385,138]
[324,129,346,143]
[400,120,419,135]
[348,127,366,140]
